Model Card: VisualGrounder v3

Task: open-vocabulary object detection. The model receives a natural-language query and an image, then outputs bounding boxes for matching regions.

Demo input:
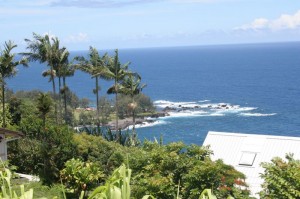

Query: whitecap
[127,120,168,129]
[240,113,277,117]
[153,100,198,109]
[198,100,210,103]
[209,113,225,117]
[165,110,208,118]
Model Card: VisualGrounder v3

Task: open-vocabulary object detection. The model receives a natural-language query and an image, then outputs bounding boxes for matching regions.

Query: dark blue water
[9,42,300,145]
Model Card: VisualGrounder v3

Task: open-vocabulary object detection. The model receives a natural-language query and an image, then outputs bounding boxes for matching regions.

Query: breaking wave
[239,113,277,117]
[153,100,275,119]
[128,100,278,129]
[127,120,169,130]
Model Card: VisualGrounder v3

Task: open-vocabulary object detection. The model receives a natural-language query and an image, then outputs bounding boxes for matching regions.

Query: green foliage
[88,163,131,199]
[8,123,78,185]
[36,92,53,127]
[78,111,96,126]
[98,97,113,125]
[19,182,64,199]
[134,94,155,114]
[0,40,28,128]
[259,154,300,199]
[117,94,155,119]
[199,189,217,199]
[74,133,126,174]
[0,168,34,199]
[14,90,43,101]
[60,158,104,196]
[8,138,42,174]
[128,141,250,199]
[8,96,22,126]
[102,129,140,147]
[78,98,90,109]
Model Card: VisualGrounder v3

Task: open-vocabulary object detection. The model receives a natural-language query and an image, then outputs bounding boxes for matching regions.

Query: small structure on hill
[203,131,300,198]
[0,128,23,161]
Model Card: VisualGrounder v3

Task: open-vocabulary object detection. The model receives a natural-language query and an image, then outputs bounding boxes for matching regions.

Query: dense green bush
[74,133,128,174]
[128,141,251,199]
[260,154,300,199]
[8,124,78,184]
[67,135,252,198]
[60,158,104,196]
[117,94,155,119]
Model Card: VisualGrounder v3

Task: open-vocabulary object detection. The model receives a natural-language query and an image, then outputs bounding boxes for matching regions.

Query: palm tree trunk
[63,76,68,124]
[58,76,62,123]
[115,80,119,131]
[132,109,135,130]
[51,67,58,123]
[95,76,100,134]
[132,99,136,130]
[2,82,5,128]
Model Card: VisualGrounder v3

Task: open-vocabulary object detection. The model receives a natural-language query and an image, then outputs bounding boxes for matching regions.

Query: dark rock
[163,106,176,112]
[151,112,167,118]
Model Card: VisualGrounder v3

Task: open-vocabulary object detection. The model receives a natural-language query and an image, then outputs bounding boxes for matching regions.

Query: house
[203,131,300,198]
[0,128,24,161]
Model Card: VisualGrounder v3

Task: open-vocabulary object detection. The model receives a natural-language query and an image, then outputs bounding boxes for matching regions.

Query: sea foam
[240,113,277,117]
[127,120,168,130]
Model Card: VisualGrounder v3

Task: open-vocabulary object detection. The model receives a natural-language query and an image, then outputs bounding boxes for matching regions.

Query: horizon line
[69,40,300,52]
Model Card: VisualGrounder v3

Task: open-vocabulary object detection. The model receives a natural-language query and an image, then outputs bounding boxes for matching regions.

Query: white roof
[203,131,300,198]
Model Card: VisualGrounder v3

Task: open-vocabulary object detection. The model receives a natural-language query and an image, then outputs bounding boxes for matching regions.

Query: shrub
[260,154,300,199]
[60,158,104,196]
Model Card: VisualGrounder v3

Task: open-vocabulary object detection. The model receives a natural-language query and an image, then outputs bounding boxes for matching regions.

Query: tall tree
[75,47,109,132]
[0,41,28,127]
[106,49,131,131]
[60,61,75,124]
[119,73,146,129]
[23,33,66,123]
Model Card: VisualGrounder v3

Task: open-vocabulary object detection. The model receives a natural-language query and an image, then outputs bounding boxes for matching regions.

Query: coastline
[107,112,168,130]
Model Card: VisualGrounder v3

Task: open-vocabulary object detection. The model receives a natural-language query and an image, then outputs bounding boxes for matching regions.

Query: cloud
[50,0,164,8]
[64,33,89,43]
[235,10,300,31]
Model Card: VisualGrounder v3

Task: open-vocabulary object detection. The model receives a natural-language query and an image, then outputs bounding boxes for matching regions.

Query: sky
[1,0,300,50]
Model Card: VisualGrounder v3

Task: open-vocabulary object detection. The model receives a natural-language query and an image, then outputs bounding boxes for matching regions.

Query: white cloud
[235,10,300,31]
[270,11,300,30]
[64,33,89,43]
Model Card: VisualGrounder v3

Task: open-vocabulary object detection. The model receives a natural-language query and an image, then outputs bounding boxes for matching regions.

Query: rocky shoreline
[107,111,169,130]
[103,103,237,130]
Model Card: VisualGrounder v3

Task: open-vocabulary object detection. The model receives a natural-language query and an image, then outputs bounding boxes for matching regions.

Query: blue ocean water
[8,42,300,145]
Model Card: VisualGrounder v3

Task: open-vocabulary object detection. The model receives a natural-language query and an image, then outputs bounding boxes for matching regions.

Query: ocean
[8,42,300,145]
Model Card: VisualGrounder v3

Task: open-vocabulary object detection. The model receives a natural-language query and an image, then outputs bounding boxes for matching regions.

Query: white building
[203,131,300,198]
[0,128,23,161]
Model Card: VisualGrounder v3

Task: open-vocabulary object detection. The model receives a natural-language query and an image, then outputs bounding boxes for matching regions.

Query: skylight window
[239,152,257,166]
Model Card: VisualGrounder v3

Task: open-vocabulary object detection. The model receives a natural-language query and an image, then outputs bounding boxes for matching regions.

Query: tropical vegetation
[259,154,300,198]
[0,33,299,199]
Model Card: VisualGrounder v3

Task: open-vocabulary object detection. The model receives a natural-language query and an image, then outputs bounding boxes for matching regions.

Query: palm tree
[0,41,28,127]
[106,49,131,131]
[119,73,146,129]
[37,92,53,129]
[75,47,109,132]
[60,61,75,124]
[53,47,71,123]
[23,33,66,123]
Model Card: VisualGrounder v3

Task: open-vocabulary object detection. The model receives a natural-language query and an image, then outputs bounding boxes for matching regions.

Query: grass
[11,181,64,199]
